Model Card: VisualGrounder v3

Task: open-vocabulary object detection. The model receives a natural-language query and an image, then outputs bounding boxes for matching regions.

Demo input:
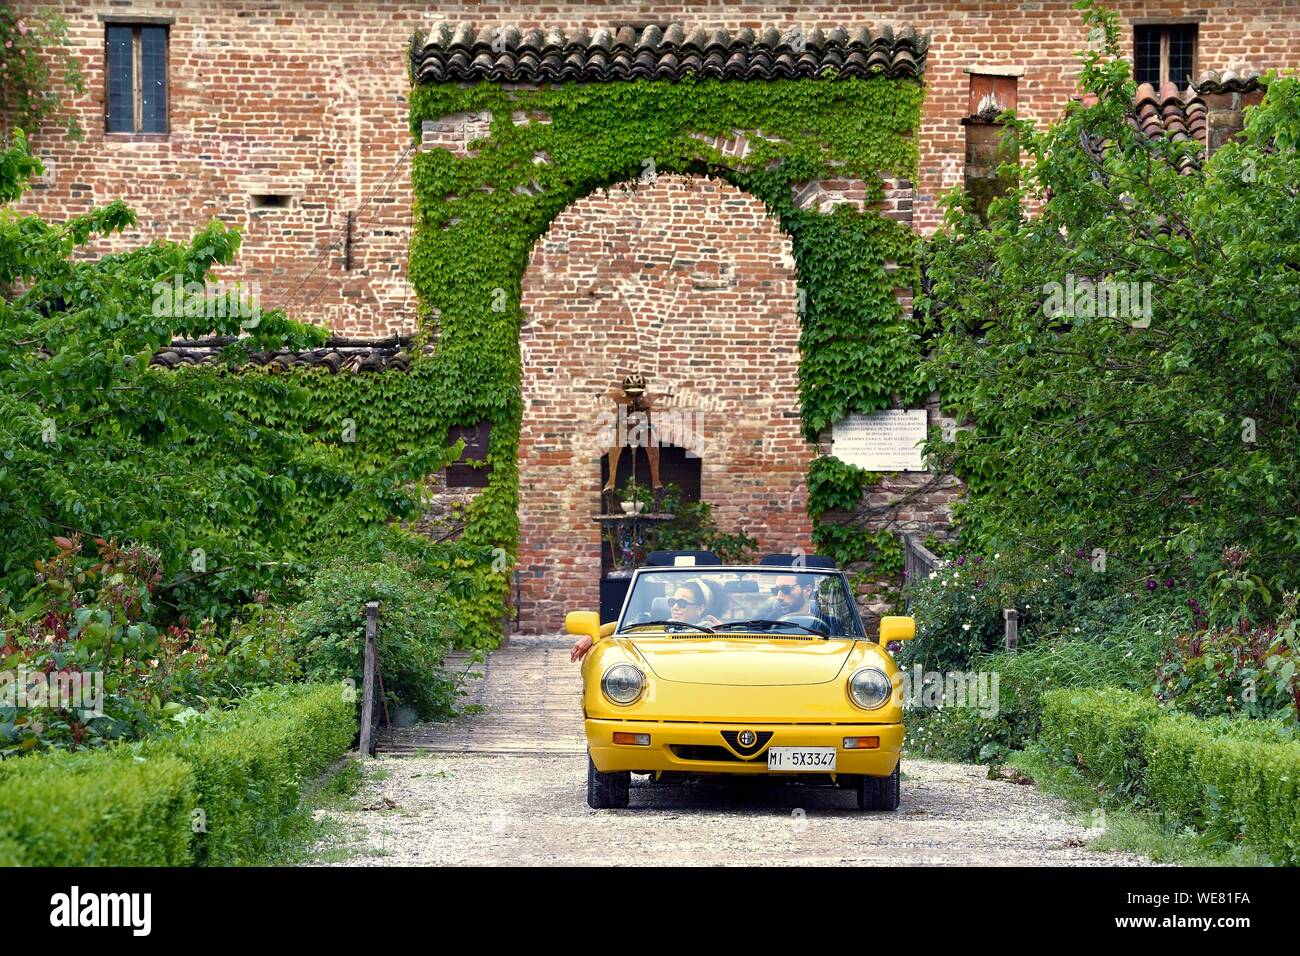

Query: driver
[757,573,814,619]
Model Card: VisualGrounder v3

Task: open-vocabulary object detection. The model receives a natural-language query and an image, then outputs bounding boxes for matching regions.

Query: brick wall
[13,2,1300,334]
[9,0,1300,632]
[517,174,814,631]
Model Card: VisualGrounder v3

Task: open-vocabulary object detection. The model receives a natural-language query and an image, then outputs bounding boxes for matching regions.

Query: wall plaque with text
[831,409,928,472]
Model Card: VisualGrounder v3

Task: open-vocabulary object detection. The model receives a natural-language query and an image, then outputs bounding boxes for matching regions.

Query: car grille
[669,744,743,762]
[721,730,774,757]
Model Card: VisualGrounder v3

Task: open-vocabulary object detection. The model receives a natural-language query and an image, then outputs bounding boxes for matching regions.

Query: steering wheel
[778,613,830,635]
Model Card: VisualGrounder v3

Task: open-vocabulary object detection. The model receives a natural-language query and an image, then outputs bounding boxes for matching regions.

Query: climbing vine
[203,71,926,642]
[404,72,923,619]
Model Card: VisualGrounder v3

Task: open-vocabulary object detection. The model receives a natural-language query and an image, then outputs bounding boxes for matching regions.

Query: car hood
[623,635,858,686]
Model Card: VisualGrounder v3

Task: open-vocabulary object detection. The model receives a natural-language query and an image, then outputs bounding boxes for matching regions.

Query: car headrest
[758,553,837,569]
[645,550,722,567]
[650,596,670,618]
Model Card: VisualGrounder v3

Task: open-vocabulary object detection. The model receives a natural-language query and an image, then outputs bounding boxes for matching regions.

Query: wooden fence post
[1003,607,1019,652]
[359,601,380,758]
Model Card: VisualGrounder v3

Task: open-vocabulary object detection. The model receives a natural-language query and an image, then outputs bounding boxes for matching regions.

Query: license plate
[766,747,836,772]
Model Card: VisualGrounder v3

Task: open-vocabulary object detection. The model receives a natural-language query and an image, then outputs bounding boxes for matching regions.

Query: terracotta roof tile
[148,336,424,373]
[411,22,930,84]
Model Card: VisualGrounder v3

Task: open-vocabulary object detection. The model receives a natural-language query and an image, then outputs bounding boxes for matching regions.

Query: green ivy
[403,74,922,627]
[194,74,925,642]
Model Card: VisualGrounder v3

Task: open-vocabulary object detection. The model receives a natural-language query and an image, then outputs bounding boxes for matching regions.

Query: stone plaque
[831,409,928,472]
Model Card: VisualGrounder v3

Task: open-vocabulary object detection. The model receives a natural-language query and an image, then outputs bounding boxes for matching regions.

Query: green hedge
[1040,688,1164,804]
[144,682,356,864]
[1040,687,1300,865]
[0,682,355,866]
[0,750,195,866]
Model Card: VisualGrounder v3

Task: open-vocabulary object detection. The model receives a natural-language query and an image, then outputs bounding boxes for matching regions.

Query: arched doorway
[515,174,815,632]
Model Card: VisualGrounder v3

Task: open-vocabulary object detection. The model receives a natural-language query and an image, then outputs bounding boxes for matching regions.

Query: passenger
[668,579,723,628]
[570,577,722,663]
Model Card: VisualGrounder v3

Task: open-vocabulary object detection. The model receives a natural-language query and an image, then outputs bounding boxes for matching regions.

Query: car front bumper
[586,718,903,778]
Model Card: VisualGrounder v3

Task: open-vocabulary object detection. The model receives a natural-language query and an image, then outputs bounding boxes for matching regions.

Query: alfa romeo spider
[566,552,913,810]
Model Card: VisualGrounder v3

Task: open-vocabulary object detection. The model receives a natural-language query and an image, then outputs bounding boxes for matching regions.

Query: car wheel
[857,761,901,811]
[587,753,630,809]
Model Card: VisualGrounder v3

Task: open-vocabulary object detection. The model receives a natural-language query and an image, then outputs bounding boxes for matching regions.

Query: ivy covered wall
[404,73,928,628]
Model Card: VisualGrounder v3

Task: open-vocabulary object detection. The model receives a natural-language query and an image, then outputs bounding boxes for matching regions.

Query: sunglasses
[776,585,802,595]
[669,598,700,609]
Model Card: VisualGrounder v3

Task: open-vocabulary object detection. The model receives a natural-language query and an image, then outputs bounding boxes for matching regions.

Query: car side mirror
[879,616,915,642]
[566,611,601,640]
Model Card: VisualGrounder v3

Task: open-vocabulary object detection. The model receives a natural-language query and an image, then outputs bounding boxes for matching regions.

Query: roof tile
[412,22,930,84]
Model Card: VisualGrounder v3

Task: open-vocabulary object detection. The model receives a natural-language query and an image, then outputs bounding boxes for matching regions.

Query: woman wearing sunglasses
[668,579,724,628]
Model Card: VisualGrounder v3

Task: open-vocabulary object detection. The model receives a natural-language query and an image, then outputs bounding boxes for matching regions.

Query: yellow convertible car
[566,551,914,811]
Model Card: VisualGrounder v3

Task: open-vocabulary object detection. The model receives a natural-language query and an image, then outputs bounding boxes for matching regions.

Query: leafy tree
[921,0,1300,592]
[0,132,454,625]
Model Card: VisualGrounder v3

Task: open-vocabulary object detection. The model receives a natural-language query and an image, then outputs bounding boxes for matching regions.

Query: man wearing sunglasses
[758,574,814,620]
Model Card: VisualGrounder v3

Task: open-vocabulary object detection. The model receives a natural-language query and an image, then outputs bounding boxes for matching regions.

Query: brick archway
[516,174,815,632]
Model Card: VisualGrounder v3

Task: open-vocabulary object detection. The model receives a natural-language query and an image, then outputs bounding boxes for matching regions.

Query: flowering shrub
[0,536,299,756]
[1155,612,1299,725]
[901,546,1188,674]
[289,557,456,721]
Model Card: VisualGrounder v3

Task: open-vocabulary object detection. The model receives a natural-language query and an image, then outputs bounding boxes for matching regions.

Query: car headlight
[601,664,645,705]
[848,667,893,710]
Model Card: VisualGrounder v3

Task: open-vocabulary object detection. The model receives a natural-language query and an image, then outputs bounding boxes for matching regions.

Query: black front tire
[587,753,630,809]
[857,761,901,811]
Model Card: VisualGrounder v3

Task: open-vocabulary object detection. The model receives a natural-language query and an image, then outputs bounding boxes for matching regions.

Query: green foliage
[0,534,291,756]
[1038,684,1300,864]
[1040,687,1164,804]
[901,545,1189,674]
[1154,611,1300,724]
[0,747,194,865]
[0,10,84,140]
[0,132,464,628]
[0,682,355,866]
[407,73,924,622]
[921,0,1300,593]
[290,557,455,720]
[905,621,1169,763]
[140,682,356,865]
[807,455,876,516]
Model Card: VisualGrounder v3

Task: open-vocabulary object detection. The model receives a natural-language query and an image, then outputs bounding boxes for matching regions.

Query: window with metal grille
[1134,24,1197,87]
[106,25,168,134]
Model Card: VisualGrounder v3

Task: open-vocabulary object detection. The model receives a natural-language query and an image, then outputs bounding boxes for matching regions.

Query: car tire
[587,753,630,809]
[857,761,901,811]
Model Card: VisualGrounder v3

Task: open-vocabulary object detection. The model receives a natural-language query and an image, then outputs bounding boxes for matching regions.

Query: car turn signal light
[613,732,651,746]
[842,736,880,750]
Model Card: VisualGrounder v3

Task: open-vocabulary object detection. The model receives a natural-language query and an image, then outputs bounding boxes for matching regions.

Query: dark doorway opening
[597,444,702,620]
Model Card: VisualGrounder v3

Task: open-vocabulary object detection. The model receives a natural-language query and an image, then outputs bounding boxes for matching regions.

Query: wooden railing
[357,601,391,757]
[902,533,940,587]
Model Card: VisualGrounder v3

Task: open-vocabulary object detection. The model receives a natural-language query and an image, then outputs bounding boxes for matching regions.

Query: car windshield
[618,568,864,638]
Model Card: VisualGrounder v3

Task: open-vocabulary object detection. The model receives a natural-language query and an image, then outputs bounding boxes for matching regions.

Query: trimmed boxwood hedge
[146,682,357,865]
[1040,687,1300,865]
[0,682,355,867]
[0,750,195,866]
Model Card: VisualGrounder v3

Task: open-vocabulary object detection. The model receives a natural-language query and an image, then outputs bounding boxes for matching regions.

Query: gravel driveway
[311,753,1157,866]
[307,639,1155,866]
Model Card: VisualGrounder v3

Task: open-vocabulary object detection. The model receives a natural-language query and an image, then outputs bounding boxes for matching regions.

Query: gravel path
[307,639,1156,866]
[310,752,1161,866]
